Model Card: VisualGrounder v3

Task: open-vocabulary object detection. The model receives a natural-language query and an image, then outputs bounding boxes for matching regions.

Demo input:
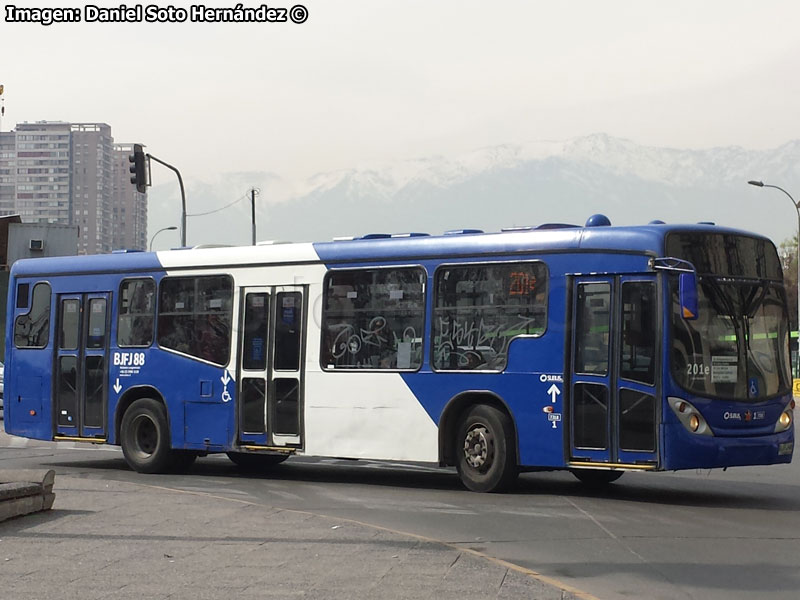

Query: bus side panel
[97,266,235,450]
[304,275,439,461]
[400,371,567,468]
[303,370,439,461]
[400,266,570,469]
[107,347,236,450]
[4,276,55,441]
[5,343,54,441]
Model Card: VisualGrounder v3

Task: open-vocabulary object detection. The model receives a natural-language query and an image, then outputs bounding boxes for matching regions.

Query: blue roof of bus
[8,219,771,276]
[311,221,769,264]
[11,248,163,277]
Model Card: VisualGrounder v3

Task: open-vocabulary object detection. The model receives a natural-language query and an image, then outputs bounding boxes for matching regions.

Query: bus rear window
[14,282,51,348]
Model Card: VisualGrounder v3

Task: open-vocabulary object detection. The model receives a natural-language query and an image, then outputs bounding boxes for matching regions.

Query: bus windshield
[671,278,791,400]
[666,231,791,401]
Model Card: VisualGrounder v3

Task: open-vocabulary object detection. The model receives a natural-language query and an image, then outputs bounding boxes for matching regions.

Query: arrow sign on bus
[221,370,231,386]
[113,378,122,394]
[547,384,561,403]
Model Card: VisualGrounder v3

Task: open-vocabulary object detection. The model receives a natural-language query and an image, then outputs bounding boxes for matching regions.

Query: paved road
[2,430,799,599]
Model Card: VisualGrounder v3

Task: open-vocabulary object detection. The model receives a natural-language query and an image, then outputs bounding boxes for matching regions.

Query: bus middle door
[568,276,659,470]
[237,285,305,449]
[55,292,111,441]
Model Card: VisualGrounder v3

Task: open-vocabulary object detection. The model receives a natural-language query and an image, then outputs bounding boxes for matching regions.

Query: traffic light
[129,144,147,194]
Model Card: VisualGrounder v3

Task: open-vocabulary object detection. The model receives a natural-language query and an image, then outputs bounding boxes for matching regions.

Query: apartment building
[0,121,147,254]
[112,143,147,251]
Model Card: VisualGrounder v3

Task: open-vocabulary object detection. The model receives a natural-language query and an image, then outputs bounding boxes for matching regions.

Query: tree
[779,234,798,333]
[778,235,799,378]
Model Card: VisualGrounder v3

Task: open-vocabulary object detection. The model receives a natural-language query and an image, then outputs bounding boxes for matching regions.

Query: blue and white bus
[3,215,794,491]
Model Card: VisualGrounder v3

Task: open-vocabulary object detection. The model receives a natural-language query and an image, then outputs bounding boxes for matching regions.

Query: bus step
[54,435,108,444]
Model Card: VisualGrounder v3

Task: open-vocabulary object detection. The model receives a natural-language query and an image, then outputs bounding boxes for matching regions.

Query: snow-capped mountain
[148,133,800,247]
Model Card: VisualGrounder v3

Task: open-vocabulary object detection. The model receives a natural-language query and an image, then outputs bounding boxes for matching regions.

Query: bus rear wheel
[226,452,288,471]
[455,404,518,492]
[120,398,173,474]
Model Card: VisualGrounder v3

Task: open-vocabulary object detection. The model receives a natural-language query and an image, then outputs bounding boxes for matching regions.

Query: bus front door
[568,276,659,470]
[55,293,111,440]
[237,285,306,449]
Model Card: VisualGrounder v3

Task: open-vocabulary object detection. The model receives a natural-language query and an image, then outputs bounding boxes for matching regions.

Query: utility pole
[251,188,259,245]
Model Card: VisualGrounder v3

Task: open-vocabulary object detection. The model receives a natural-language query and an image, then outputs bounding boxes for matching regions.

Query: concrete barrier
[0,469,56,523]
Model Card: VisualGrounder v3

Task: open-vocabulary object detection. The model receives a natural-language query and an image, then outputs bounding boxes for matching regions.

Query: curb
[0,469,56,523]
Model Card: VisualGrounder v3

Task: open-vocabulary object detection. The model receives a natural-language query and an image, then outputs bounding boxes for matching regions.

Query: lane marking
[563,496,649,564]
[563,496,619,540]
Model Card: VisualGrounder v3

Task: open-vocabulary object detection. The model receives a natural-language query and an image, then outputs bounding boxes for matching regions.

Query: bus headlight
[775,410,793,433]
[668,397,714,436]
[689,414,700,432]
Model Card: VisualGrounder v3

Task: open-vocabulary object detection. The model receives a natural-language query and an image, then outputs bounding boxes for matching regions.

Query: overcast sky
[2,1,799,179]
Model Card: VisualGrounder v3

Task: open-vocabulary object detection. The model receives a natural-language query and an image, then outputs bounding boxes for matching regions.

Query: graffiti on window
[433,262,547,371]
[322,268,425,370]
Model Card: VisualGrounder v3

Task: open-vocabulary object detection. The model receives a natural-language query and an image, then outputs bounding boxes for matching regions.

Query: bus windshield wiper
[744,283,769,319]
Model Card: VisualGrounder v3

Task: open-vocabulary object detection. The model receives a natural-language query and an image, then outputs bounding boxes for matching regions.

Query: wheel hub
[464,425,492,469]
[133,415,157,456]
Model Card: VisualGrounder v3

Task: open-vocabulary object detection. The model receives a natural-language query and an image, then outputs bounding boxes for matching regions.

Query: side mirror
[679,272,699,320]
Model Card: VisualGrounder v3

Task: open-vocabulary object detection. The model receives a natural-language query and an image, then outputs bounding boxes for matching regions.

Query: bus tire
[455,404,518,492]
[226,451,288,470]
[120,398,173,474]
[571,469,624,487]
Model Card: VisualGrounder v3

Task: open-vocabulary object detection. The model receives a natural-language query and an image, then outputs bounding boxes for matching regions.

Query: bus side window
[157,275,232,365]
[321,267,425,371]
[118,278,155,347]
[14,282,52,348]
[432,262,548,371]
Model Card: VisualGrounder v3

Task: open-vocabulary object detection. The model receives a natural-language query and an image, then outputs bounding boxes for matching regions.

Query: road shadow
[513,469,800,511]
[28,452,800,512]
[0,507,95,532]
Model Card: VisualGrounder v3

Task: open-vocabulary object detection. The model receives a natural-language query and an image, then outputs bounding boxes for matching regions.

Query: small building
[0,215,79,360]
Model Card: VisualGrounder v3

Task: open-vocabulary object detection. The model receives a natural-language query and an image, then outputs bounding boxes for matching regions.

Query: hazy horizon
[142,132,800,249]
[2,1,799,247]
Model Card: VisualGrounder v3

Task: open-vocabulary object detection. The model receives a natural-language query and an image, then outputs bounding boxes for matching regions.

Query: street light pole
[150,226,178,251]
[749,180,800,378]
[147,154,188,247]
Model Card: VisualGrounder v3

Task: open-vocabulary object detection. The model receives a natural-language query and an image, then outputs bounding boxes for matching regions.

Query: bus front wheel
[120,398,173,474]
[455,404,518,492]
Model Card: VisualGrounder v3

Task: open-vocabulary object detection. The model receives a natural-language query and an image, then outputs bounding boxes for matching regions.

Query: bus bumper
[662,424,793,471]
